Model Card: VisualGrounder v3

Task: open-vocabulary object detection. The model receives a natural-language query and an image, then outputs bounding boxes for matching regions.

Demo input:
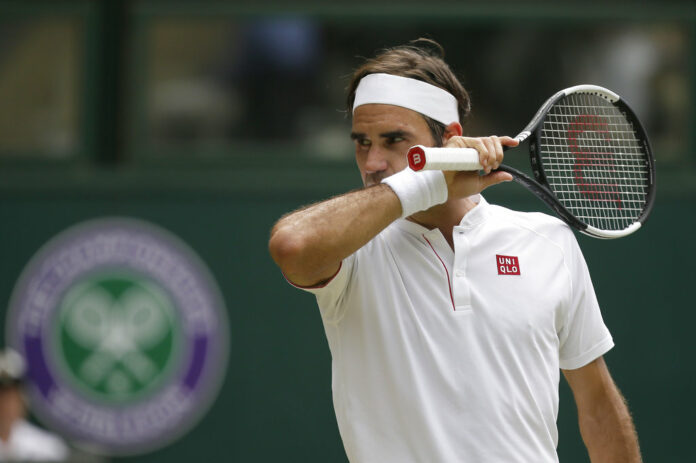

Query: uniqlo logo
[496,255,520,275]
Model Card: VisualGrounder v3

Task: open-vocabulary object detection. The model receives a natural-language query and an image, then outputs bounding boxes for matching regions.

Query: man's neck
[407,196,479,249]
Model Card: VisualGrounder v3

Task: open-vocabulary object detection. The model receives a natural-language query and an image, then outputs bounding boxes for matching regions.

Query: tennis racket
[407,84,656,239]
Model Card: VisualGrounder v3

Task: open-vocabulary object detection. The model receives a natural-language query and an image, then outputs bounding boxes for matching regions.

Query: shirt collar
[391,194,490,236]
[458,195,491,229]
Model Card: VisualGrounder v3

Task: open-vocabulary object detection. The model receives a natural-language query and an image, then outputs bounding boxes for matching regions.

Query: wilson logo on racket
[567,114,623,210]
[496,255,520,275]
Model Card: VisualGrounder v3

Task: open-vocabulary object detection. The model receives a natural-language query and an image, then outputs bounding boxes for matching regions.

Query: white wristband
[382,168,448,217]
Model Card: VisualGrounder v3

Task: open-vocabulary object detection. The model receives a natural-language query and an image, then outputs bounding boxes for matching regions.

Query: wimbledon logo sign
[6,218,229,455]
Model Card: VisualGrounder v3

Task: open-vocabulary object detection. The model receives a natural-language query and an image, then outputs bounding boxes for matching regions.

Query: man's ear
[442,122,463,143]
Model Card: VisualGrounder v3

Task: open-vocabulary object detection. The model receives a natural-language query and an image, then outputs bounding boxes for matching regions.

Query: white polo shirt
[296,197,613,463]
[0,419,69,461]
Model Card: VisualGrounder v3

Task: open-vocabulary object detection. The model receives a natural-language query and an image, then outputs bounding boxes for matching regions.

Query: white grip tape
[408,145,482,171]
[381,168,448,218]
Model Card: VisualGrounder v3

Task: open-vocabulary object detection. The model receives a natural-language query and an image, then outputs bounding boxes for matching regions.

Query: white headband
[353,73,459,126]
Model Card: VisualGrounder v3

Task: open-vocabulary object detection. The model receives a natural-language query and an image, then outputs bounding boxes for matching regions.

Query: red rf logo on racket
[496,255,520,275]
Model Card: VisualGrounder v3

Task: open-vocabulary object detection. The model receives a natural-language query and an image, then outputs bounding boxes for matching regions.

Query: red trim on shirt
[423,235,455,311]
[283,262,343,289]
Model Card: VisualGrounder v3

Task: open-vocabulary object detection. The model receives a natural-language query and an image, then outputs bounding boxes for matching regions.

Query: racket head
[522,85,656,239]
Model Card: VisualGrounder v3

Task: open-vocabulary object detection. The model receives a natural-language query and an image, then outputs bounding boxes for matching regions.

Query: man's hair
[347,38,471,146]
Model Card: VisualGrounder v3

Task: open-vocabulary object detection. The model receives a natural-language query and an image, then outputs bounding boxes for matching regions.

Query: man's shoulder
[14,419,65,444]
[488,203,575,244]
[12,419,69,457]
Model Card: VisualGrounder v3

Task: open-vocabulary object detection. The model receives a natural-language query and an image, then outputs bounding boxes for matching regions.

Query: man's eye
[358,139,371,147]
[387,137,405,145]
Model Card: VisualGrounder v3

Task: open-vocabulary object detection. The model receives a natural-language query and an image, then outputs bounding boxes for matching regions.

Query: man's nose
[364,146,388,173]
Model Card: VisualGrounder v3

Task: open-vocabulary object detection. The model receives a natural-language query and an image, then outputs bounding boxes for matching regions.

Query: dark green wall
[0,169,693,462]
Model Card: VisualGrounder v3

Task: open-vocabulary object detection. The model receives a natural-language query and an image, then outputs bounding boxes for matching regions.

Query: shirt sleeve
[558,231,614,370]
[284,252,356,324]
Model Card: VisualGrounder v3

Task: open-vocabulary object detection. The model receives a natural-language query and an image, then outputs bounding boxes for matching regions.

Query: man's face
[351,104,436,187]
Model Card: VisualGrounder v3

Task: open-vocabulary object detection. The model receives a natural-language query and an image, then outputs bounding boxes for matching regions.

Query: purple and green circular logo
[6,218,229,456]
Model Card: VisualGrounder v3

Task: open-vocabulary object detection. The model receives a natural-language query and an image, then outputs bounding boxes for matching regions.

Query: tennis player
[269,39,641,462]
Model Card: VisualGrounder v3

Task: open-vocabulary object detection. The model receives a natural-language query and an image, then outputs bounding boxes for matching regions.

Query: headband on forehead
[353,73,460,126]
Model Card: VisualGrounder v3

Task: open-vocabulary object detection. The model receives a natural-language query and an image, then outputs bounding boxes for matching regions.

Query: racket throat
[496,165,588,233]
[513,130,532,144]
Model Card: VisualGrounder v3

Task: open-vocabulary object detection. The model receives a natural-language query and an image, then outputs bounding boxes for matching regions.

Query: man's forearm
[269,184,401,286]
[578,386,642,463]
[564,358,642,463]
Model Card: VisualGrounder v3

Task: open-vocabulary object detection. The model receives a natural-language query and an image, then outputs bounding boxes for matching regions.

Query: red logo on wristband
[496,255,520,275]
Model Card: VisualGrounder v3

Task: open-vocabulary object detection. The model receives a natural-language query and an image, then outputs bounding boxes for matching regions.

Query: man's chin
[363,174,389,187]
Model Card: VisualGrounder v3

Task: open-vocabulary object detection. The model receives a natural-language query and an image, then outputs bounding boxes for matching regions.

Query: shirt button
[455,270,464,277]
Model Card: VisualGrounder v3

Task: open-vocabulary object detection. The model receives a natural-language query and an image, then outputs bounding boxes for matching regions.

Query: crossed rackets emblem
[59,279,175,398]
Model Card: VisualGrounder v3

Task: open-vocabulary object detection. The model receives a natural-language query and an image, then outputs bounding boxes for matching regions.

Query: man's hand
[442,135,519,199]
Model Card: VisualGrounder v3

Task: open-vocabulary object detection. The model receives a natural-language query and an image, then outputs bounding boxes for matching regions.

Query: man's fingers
[499,136,520,147]
[442,135,518,198]
[481,138,497,173]
[445,167,512,199]
[479,136,505,172]
[491,136,504,170]
[479,171,513,191]
[468,139,490,171]
[443,135,517,173]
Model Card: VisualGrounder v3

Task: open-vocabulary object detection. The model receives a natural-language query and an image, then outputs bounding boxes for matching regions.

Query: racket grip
[407,145,483,171]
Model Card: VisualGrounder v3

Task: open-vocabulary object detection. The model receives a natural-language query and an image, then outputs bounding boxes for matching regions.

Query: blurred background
[0,0,693,461]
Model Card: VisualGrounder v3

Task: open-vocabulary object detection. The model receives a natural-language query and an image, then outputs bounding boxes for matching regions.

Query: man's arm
[269,184,402,287]
[269,134,515,287]
[563,357,642,463]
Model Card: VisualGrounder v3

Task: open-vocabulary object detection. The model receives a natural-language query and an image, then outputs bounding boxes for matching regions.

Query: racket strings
[539,93,649,231]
